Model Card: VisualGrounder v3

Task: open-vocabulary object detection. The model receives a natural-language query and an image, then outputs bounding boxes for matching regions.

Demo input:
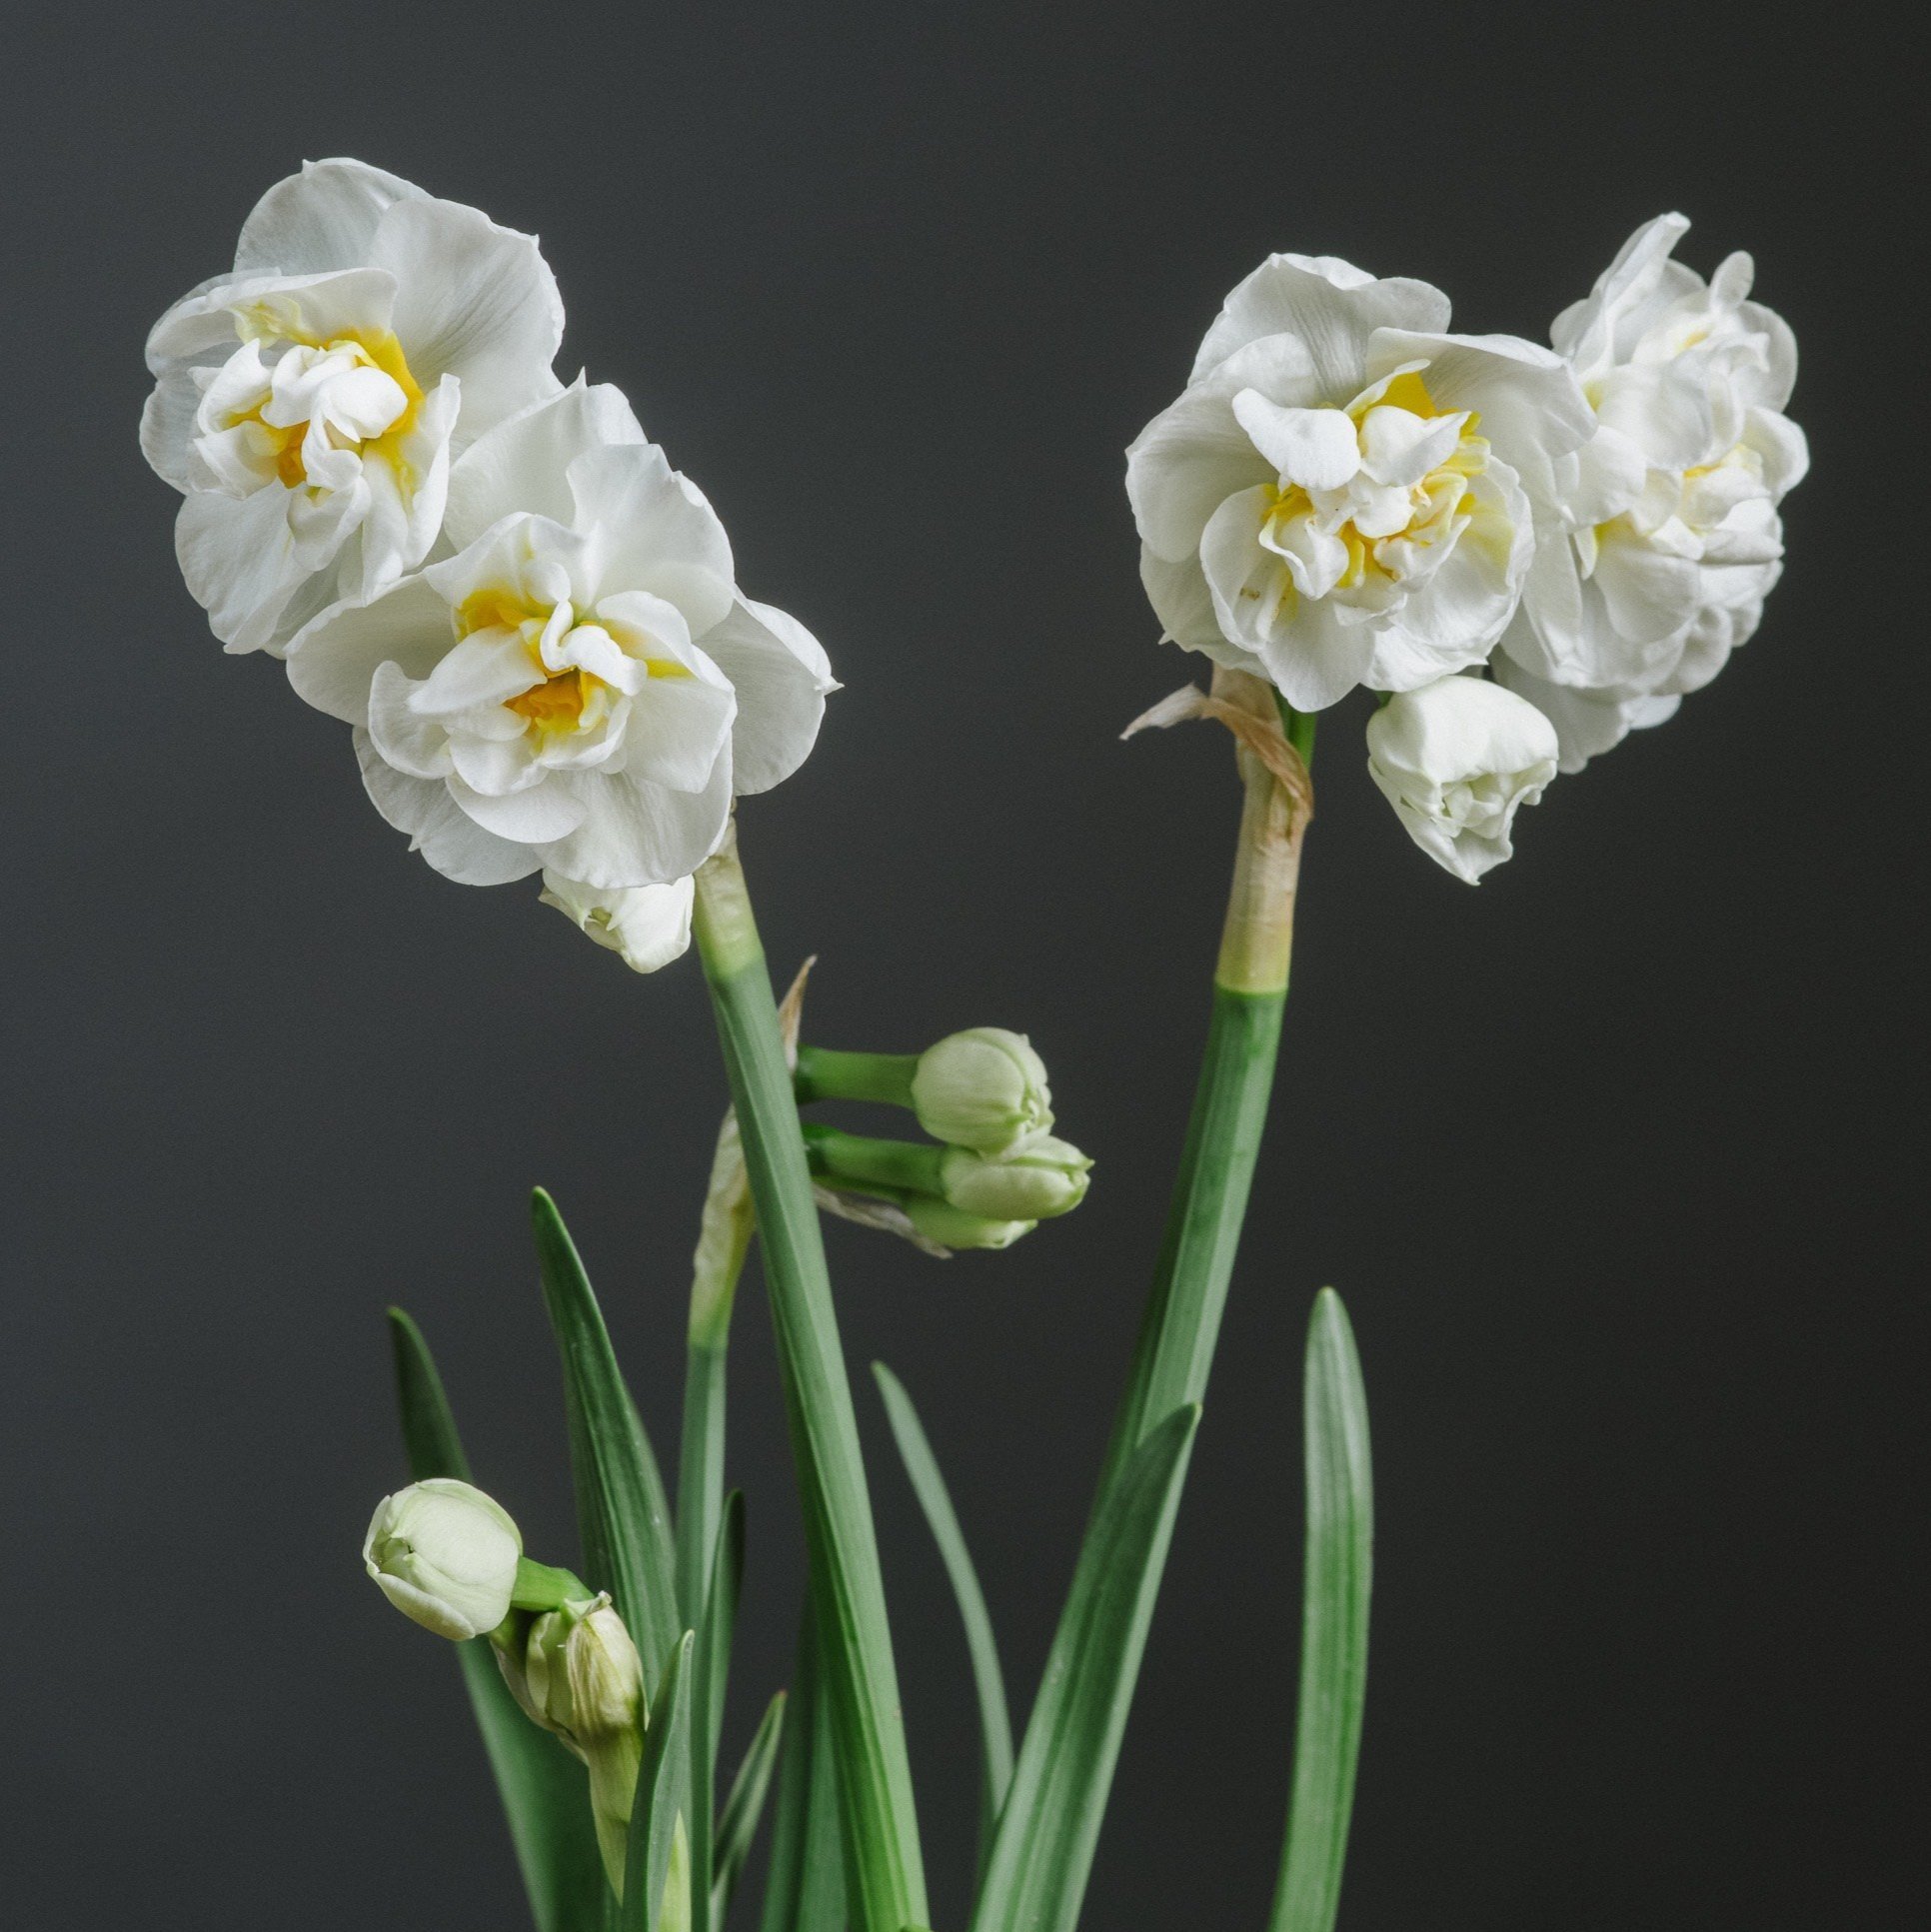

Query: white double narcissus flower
[1497,213,1807,770]
[1127,254,1595,711]
[142,159,563,655]
[287,379,836,888]
[1366,676,1559,885]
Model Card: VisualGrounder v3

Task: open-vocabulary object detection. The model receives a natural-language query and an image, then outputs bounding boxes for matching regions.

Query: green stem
[803,1123,947,1198]
[976,677,1311,1931]
[795,1046,922,1107]
[1104,686,1310,1476]
[691,827,928,1932]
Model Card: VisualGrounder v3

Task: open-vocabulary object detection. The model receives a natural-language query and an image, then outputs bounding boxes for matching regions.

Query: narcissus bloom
[287,380,836,888]
[1127,254,1594,711]
[1499,214,1806,768]
[143,159,564,655]
[1366,676,1559,884]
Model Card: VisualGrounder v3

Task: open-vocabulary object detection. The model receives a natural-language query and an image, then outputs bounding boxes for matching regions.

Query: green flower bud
[513,1593,646,1898]
[363,1478,522,1641]
[904,1195,1037,1250]
[911,1027,1053,1152]
[939,1134,1092,1221]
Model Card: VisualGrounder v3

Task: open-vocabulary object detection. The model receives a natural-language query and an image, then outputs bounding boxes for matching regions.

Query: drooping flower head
[142,160,564,655]
[1365,676,1559,885]
[1497,214,1807,770]
[1127,254,1595,712]
[287,381,836,889]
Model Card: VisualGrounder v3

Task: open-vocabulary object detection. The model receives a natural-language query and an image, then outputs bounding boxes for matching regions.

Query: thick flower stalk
[1496,213,1808,769]
[286,379,837,889]
[142,160,564,655]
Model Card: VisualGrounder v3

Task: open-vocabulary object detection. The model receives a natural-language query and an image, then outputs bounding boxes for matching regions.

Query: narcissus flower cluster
[1128,217,1804,882]
[144,160,835,963]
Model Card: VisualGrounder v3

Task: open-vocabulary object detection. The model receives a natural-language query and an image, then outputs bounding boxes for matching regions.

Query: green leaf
[712,1690,787,1923]
[694,853,927,1932]
[689,1489,745,1932]
[967,1403,1201,1932]
[872,1363,1013,1869]
[1266,1289,1373,1932]
[531,1190,681,1699]
[624,1631,696,1932]
[758,1607,849,1932]
[386,1308,606,1932]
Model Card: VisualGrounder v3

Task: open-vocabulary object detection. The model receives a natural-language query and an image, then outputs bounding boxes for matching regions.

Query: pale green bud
[911,1027,1053,1152]
[514,1593,647,1898]
[363,1478,522,1640]
[940,1134,1092,1221]
[904,1195,1037,1250]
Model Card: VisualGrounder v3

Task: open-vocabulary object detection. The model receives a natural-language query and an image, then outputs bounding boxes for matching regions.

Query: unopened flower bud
[363,1478,522,1640]
[911,1027,1053,1152]
[940,1134,1092,1221]
[1365,676,1559,884]
[514,1593,647,1897]
[540,870,695,973]
[905,1195,1037,1250]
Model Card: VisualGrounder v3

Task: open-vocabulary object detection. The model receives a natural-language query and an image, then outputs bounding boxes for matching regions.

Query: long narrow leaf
[387,1308,606,1932]
[694,846,927,1932]
[758,1607,849,1932]
[968,1403,1201,1932]
[531,1190,680,1699]
[712,1691,787,1922]
[872,1362,1014,1864]
[1266,1289,1373,1932]
[690,1490,745,1932]
[625,1631,697,1932]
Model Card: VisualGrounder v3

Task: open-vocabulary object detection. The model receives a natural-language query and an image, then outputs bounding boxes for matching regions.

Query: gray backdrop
[3,2,1915,1925]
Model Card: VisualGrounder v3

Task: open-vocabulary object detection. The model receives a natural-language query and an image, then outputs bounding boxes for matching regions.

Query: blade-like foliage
[690,1490,746,1932]
[968,1403,1201,1932]
[712,1691,788,1923]
[386,1308,606,1932]
[624,1631,697,1932]
[872,1363,1013,1865]
[758,1608,849,1932]
[531,1190,680,1698]
[1266,1288,1373,1932]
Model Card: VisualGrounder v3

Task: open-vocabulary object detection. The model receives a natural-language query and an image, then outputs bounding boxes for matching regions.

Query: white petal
[1190,254,1450,391]
[367,661,455,779]
[698,596,838,795]
[538,759,735,890]
[286,575,457,725]
[354,731,540,885]
[568,444,736,633]
[1125,387,1268,560]
[445,377,646,550]
[1590,529,1702,647]
[140,367,207,492]
[1251,595,1376,713]
[234,159,426,276]
[1139,548,1240,660]
[450,770,590,843]
[1592,362,1716,471]
[1551,214,1691,372]
[150,268,399,368]
[1229,396,1359,491]
[1366,331,1596,479]
[423,514,598,616]
[175,488,303,655]
[412,629,544,714]
[370,198,564,438]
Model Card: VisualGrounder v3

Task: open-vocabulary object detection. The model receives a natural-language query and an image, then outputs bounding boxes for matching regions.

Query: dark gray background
[3,2,1917,1925]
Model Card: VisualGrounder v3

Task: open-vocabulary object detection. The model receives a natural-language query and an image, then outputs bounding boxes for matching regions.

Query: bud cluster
[795,1026,1092,1251]
[363,1479,647,1898]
